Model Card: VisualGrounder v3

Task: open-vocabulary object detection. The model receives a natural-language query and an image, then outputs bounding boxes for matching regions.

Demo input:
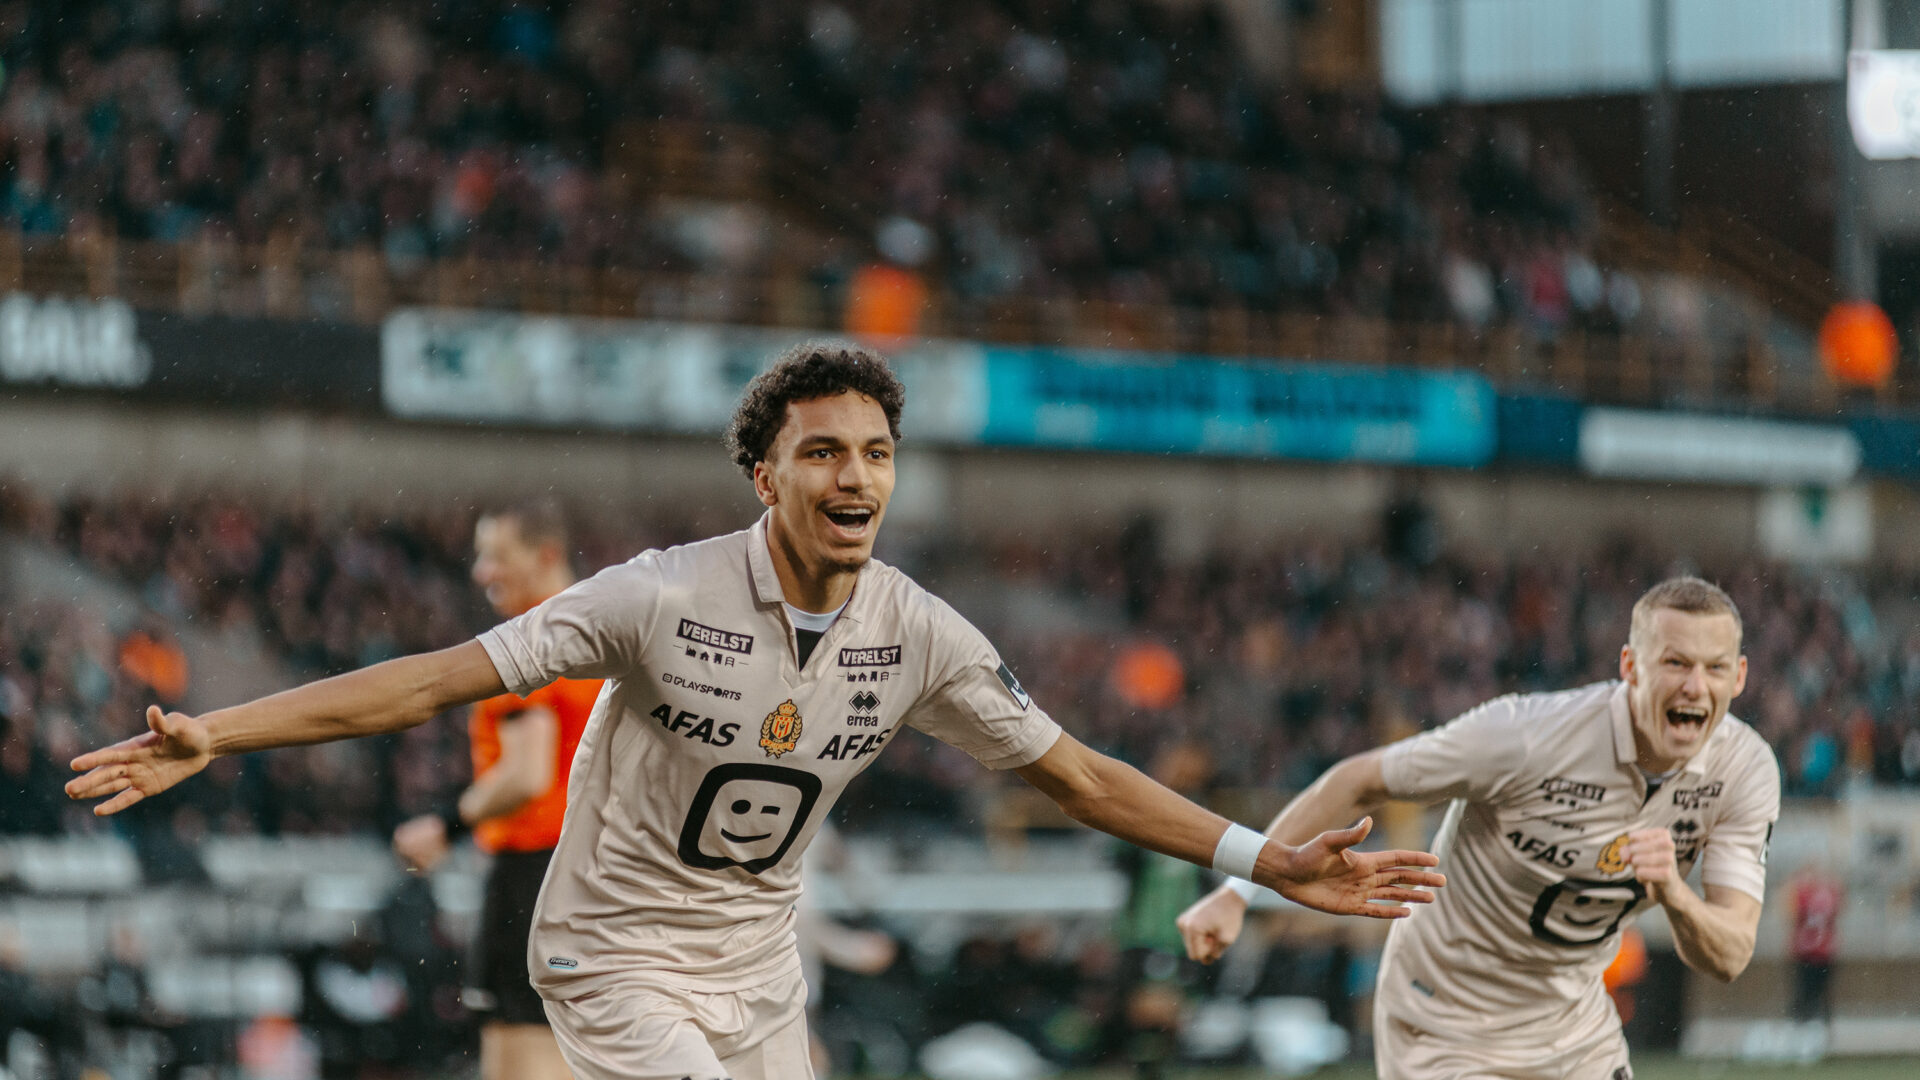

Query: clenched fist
[1622,827,1678,899]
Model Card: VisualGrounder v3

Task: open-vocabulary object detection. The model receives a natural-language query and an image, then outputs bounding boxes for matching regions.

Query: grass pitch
[1031,1057,1920,1080]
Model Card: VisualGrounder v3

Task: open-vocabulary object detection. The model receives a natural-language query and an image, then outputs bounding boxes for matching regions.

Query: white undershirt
[784,600,847,634]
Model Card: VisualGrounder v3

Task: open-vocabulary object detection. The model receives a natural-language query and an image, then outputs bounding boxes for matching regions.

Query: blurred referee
[393,501,597,1080]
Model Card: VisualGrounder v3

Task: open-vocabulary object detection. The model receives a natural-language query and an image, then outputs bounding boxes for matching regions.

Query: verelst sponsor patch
[676,617,754,655]
[839,645,902,666]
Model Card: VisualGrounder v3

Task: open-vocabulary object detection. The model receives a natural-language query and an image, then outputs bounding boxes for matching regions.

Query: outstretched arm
[68,640,505,816]
[1177,749,1395,962]
[1014,734,1440,920]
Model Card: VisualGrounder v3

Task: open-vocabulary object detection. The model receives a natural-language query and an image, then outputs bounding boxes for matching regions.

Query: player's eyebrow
[1664,646,1738,665]
[794,431,893,451]
[792,432,848,451]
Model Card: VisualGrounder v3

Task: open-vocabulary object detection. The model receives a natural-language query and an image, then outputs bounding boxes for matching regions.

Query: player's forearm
[1045,752,1236,869]
[208,642,503,758]
[457,768,541,825]
[1659,882,1756,982]
[1264,751,1392,847]
[459,708,557,824]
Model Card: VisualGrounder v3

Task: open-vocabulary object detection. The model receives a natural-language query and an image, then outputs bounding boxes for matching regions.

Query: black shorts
[465,847,555,1026]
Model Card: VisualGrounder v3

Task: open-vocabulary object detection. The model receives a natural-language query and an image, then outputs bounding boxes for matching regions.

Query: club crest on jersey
[1596,833,1630,874]
[760,700,804,758]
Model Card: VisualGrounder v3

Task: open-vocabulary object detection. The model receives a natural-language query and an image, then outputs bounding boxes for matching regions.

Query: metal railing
[0,229,1884,415]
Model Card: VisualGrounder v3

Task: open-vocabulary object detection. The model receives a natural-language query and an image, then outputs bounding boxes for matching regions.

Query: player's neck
[765,529,857,613]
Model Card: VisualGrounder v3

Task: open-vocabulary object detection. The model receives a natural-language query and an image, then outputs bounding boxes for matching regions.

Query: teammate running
[66,343,1444,1080]
[391,501,594,1080]
[1176,577,1780,1079]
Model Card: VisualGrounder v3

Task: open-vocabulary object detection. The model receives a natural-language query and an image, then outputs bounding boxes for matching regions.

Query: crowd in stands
[5,482,1920,854]
[0,0,1654,335]
[6,484,1920,1073]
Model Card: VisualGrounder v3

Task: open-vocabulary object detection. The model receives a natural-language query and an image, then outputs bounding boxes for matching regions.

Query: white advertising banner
[1578,407,1861,486]
[380,310,989,444]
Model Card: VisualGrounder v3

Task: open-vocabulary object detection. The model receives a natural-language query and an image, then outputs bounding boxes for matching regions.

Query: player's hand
[65,705,213,815]
[1266,816,1447,920]
[393,814,452,872]
[1177,885,1251,964]
[1623,827,1678,899]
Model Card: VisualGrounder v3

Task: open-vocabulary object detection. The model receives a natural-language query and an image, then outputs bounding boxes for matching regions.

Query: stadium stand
[8,481,1920,1073]
[0,0,1836,412]
[7,481,1920,847]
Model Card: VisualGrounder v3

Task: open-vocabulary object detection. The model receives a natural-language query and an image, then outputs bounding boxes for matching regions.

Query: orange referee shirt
[469,677,602,854]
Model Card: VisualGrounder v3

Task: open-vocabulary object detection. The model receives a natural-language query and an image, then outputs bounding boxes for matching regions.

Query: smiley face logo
[760,700,803,758]
[1529,877,1646,947]
[676,762,823,875]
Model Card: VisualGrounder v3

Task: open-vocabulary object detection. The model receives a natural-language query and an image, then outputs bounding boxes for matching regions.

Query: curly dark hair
[725,341,905,476]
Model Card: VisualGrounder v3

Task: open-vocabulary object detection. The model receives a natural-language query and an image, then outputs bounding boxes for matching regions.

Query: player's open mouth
[721,829,773,843]
[1666,705,1708,730]
[823,507,874,539]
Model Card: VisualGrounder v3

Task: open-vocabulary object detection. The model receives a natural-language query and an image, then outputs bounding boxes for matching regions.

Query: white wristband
[1211,823,1269,881]
[1223,877,1262,902]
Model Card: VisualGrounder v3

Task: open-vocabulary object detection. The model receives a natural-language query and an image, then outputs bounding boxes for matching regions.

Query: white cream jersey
[1375,681,1779,1042]
[478,514,1061,998]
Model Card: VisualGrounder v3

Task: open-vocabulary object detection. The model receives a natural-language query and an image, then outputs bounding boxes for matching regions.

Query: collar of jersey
[746,510,869,624]
[1609,680,1709,777]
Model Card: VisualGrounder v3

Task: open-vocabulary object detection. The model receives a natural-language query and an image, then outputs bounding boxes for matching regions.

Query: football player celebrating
[1177,578,1779,1079]
[70,343,1445,1080]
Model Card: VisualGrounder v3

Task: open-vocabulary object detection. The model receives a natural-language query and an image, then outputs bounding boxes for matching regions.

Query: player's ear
[1733,654,1748,698]
[1618,643,1636,684]
[753,460,778,507]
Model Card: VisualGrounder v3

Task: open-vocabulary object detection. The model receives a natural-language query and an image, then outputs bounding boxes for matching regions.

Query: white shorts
[542,966,813,1080]
[1375,1004,1632,1080]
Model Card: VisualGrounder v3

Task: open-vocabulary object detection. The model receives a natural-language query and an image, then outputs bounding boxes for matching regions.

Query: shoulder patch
[995,662,1031,710]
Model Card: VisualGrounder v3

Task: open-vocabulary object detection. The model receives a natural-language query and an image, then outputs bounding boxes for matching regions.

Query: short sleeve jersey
[477,514,1061,997]
[1375,682,1779,1039]
[468,677,602,855]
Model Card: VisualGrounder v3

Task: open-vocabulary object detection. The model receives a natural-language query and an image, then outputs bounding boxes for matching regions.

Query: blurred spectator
[1789,861,1844,1025]
[301,929,412,1079]
[78,926,184,1079]
[0,929,83,1078]
[118,620,189,708]
[237,1016,321,1080]
[1110,741,1213,1078]
[845,216,934,342]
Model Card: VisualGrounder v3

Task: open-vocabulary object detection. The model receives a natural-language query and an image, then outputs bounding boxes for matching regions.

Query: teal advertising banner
[979,347,1496,466]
